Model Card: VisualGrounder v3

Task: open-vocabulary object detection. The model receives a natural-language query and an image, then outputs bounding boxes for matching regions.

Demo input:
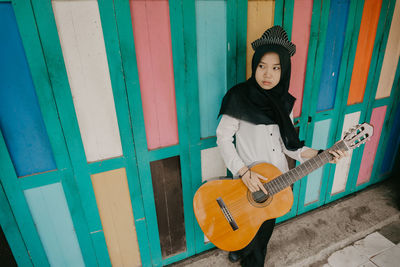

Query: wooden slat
[289,0,313,117]
[357,106,387,185]
[150,156,186,258]
[0,183,24,267]
[91,168,141,266]
[347,0,383,105]
[24,183,85,266]
[196,0,227,138]
[0,3,56,177]
[316,0,350,111]
[304,119,331,205]
[375,0,400,99]
[246,0,275,78]
[331,111,360,194]
[129,0,179,150]
[52,0,123,162]
[201,147,227,181]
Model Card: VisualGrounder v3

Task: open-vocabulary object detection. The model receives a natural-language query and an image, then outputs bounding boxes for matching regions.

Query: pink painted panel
[289,0,313,118]
[357,106,387,185]
[130,0,179,150]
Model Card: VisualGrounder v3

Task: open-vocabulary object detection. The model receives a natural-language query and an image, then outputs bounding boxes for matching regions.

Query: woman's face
[255,52,281,90]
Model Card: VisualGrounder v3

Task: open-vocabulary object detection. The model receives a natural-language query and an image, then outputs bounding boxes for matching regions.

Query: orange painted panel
[347,0,382,105]
[130,0,179,150]
[289,0,313,117]
[246,0,275,79]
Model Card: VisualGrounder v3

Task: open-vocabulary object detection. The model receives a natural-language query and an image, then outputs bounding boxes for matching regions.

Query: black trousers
[235,219,276,267]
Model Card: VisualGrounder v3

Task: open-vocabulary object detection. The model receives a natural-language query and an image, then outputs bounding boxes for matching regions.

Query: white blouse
[216,114,309,175]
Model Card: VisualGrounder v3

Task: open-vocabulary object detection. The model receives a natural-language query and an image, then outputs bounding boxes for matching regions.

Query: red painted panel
[347,0,382,105]
[357,106,387,185]
[130,0,179,150]
[289,0,313,118]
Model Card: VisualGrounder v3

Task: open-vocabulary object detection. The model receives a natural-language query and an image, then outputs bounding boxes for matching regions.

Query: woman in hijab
[216,26,345,266]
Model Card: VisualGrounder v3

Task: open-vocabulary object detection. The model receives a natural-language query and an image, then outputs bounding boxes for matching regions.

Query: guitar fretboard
[264,141,348,195]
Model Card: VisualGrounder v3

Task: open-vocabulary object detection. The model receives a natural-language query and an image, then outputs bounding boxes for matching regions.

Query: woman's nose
[264,69,271,77]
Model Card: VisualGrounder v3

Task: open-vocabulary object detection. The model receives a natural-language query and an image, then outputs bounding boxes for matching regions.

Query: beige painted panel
[201,147,227,182]
[52,0,123,162]
[246,0,275,78]
[376,0,400,99]
[331,112,361,195]
[91,168,141,266]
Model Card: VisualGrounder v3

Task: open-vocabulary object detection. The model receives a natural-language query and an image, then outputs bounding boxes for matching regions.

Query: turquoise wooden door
[296,0,400,214]
[0,1,98,265]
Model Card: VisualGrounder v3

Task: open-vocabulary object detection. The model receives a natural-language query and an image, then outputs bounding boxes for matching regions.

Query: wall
[0,0,399,266]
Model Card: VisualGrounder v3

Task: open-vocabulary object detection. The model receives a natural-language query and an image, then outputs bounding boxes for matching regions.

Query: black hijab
[218,44,304,151]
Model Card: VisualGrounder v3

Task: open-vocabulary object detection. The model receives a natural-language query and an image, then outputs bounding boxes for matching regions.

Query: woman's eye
[273,66,281,70]
[259,64,265,69]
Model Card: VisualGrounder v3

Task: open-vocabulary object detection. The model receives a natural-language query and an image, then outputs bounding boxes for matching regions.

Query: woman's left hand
[328,150,347,164]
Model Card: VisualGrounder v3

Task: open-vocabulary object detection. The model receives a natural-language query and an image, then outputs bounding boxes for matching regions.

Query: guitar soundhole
[247,190,273,207]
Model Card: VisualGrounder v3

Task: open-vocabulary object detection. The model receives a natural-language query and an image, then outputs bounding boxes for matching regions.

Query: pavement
[168,177,400,267]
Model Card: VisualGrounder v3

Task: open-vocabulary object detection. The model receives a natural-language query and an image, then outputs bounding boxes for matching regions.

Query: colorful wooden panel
[331,111,360,194]
[289,0,313,118]
[347,0,383,105]
[357,106,387,185]
[91,168,141,266]
[150,156,186,258]
[24,183,84,266]
[317,0,350,112]
[201,147,227,182]
[381,104,400,174]
[0,3,56,177]
[196,0,227,138]
[246,0,275,78]
[376,0,400,99]
[129,0,179,150]
[52,0,123,162]
[304,119,331,204]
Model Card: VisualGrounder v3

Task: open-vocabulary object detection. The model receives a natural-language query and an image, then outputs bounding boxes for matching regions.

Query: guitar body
[194,123,374,251]
[193,162,294,251]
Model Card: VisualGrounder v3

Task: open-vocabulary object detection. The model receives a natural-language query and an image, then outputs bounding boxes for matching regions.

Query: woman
[216,26,345,266]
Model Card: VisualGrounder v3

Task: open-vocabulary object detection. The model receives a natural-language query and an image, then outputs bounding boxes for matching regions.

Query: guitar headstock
[343,123,374,150]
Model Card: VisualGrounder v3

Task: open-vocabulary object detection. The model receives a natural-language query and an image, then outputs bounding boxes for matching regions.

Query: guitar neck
[264,141,349,195]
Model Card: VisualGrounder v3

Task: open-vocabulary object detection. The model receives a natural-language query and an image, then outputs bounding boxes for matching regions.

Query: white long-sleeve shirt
[216,114,309,175]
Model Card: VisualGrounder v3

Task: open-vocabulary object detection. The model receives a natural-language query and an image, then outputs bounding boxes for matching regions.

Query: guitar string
[219,142,348,211]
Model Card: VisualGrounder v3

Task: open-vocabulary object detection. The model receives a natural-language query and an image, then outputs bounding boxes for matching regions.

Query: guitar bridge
[216,197,238,231]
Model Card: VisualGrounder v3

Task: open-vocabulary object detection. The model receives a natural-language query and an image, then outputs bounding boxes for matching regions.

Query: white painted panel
[201,146,226,243]
[52,0,123,162]
[331,111,361,194]
[201,147,227,182]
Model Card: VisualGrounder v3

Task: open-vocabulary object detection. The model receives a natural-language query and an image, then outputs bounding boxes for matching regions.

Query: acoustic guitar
[193,123,373,251]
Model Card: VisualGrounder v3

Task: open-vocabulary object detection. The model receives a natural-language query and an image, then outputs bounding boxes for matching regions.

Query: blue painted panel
[381,105,400,174]
[0,3,56,177]
[317,0,350,111]
[196,0,227,138]
[305,119,331,204]
[24,183,84,267]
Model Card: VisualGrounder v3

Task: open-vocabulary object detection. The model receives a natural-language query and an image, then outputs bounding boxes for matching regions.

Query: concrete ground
[168,178,400,267]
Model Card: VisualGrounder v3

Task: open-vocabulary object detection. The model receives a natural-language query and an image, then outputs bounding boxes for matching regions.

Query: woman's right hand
[239,167,269,194]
